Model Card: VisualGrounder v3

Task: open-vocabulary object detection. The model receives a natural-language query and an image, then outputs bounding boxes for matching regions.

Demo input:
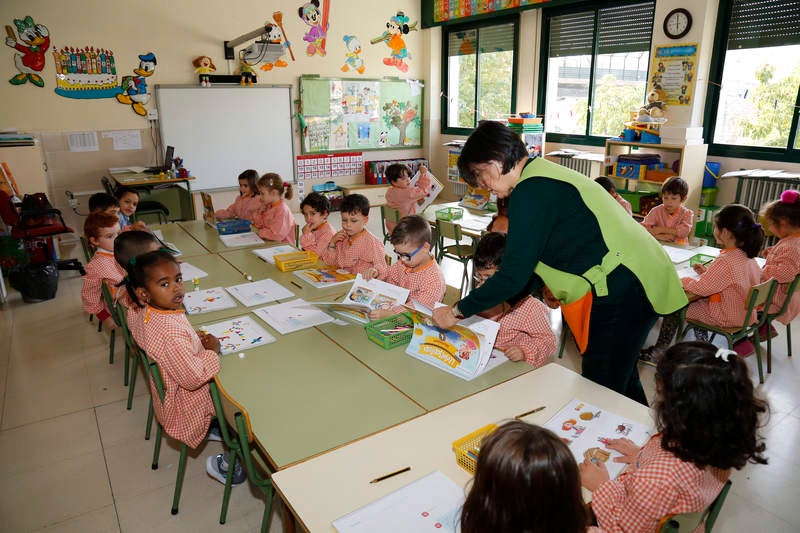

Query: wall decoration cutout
[5,16,49,88]
[53,46,119,98]
[192,55,215,87]
[298,0,330,57]
[371,11,418,73]
[341,35,364,74]
[115,52,156,116]
[239,13,296,75]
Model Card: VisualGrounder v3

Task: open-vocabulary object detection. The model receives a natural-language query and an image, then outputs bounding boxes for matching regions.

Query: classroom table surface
[199,324,426,469]
[151,223,209,258]
[182,253,258,325]
[178,220,274,254]
[109,170,195,187]
[422,201,495,238]
[271,363,654,533]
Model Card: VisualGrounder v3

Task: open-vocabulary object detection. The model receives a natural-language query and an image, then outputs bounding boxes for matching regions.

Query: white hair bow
[715,348,737,362]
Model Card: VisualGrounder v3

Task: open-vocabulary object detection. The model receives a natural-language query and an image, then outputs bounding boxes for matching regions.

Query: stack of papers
[252,245,299,264]
[219,232,264,248]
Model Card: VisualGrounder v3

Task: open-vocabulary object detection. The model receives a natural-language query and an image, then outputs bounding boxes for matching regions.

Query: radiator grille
[554,156,600,177]
[734,175,799,247]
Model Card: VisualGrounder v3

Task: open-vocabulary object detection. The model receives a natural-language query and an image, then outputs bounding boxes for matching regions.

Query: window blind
[728,0,800,49]
[549,11,594,57]
[448,23,515,57]
[549,2,654,58]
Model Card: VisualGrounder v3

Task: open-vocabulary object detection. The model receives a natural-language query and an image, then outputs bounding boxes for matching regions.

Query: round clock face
[664,8,692,39]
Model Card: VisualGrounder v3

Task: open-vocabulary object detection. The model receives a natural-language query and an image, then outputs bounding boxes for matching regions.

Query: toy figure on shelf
[371,11,418,73]
[638,90,667,121]
[239,54,256,86]
[5,15,49,87]
[341,35,364,74]
[116,52,157,116]
[298,0,329,57]
[192,55,216,87]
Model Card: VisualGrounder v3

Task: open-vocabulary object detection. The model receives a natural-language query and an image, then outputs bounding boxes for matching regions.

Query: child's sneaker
[206,420,223,442]
[733,339,755,357]
[206,453,246,485]
[638,346,661,367]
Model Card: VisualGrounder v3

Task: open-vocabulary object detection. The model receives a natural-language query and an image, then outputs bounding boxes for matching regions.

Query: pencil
[514,405,546,419]
[369,466,411,484]
[290,281,303,289]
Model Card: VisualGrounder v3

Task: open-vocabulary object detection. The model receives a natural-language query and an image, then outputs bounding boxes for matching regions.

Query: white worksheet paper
[225,279,294,307]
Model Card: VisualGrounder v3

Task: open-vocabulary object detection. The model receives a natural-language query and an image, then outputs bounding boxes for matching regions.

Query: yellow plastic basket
[452,423,498,474]
[435,207,463,221]
[274,251,318,272]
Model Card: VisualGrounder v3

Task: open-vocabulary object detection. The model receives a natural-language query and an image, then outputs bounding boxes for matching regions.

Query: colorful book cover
[410,169,444,214]
[200,315,276,355]
[182,287,238,315]
[293,267,356,289]
[458,186,491,210]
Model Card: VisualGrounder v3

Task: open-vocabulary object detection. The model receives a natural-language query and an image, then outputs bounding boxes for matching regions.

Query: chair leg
[787,323,793,358]
[97,319,102,332]
[126,351,138,410]
[261,485,275,533]
[557,320,569,359]
[108,329,115,364]
[152,423,162,469]
[767,325,773,374]
[753,331,764,384]
[171,444,189,515]
[219,452,236,524]
[145,399,154,440]
[123,342,130,386]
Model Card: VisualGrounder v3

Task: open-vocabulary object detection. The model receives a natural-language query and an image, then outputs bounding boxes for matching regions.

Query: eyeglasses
[394,243,425,261]
[472,270,497,287]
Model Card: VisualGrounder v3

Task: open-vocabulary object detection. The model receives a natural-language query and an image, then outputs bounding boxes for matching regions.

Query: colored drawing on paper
[183,287,237,315]
[253,299,335,335]
[5,15,49,88]
[53,45,120,98]
[201,315,276,355]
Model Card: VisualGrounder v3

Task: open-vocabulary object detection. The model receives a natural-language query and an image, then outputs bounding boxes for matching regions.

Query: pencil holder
[452,423,498,474]
[364,312,414,349]
[689,253,715,267]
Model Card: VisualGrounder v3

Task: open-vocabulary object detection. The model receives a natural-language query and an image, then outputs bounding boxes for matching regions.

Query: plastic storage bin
[365,312,414,349]
[689,253,716,267]
[274,251,318,272]
[435,207,463,221]
[452,424,498,474]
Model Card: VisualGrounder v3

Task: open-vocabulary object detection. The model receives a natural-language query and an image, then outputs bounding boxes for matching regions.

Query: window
[442,16,519,134]
[705,0,800,161]
[539,1,655,145]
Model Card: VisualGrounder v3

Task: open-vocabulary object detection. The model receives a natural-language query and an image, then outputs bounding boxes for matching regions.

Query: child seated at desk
[299,191,335,257]
[640,204,764,363]
[252,173,296,244]
[760,190,800,334]
[322,193,388,278]
[124,250,245,485]
[114,186,148,231]
[88,192,120,215]
[594,176,632,216]
[642,177,693,245]
[81,211,125,332]
[473,232,556,367]
[581,342,767,533]
[214,169,261,222]
[113,230,163,339]
[461,420,588,533]
[384,163,430,234]
[365,215,444,319]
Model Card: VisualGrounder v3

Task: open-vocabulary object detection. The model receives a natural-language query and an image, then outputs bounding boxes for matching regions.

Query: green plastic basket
[365,312,414,350]
[689,253,715,267]
[435,207,463,221]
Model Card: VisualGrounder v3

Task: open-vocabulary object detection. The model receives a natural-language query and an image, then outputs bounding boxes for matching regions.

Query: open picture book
[410,168,444,214]
[310,274,410,323]
[293,267,357,289]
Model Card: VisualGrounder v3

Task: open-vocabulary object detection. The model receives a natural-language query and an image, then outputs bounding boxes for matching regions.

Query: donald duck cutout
[340,35,364,74]
[5,16,49,87]
[116,52,156,116]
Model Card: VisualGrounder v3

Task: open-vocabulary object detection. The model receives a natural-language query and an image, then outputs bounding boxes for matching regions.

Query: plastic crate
[618,191,659,214]
[689,253,715,267]
[452,424,498,474]
[364,312,414,349]
[215,219,252,235]
[435,207,463,221]
[274,251,318,272]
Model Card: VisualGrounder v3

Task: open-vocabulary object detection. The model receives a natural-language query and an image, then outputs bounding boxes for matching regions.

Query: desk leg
[279,497,297,533]
[186,181,196,220]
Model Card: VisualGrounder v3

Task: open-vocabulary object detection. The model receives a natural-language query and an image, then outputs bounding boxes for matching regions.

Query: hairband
[129,257,136,266]
[715,347,736,362]
[781,189,800,204]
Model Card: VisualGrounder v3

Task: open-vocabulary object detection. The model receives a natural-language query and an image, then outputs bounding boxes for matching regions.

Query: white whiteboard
[155,85,294,192]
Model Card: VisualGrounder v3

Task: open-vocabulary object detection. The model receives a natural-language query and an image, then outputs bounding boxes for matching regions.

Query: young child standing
[760,190,800,331]
[642,176,693,244]
[461,420,588,533]
[299,191,335,257]
[582,341,768,533]
[81,211,125,331]
[595,176,632,216]
[252,173,296,244]
[641,204,764,362]
[384,163,431,234]
[365,215,445,319]
[321,193,388,278]
[472,232,557,367]
[125,251,244,485]
[214,169,261,222]
[114,186,147,231]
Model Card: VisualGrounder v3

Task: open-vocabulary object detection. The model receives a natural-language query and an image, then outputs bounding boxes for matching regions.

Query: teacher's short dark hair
[457,121,529,187]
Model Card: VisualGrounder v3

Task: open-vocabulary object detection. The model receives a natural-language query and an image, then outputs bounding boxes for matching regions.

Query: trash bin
[9,261,59,302]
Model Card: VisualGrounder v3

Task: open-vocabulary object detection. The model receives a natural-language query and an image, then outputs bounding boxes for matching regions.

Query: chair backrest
[211,376,255,444]
[436,219,462,241]
[79,236,95,262]
[743,278,778,329]
[0,190,20,226]
[144,351,167,402]
[101,282,121,326]
[657,479,732,533]
[101,176,116,196]
[381,205,401,242]
[769,273,800,319]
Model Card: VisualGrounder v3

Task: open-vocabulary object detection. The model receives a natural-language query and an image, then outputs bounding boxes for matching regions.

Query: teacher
[432,121,687,405]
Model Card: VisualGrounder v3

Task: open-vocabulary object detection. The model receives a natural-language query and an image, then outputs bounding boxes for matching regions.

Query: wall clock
[663,8,692,40]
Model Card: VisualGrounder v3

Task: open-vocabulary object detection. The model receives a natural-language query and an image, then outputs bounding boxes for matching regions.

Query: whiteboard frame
[155,84,295,192]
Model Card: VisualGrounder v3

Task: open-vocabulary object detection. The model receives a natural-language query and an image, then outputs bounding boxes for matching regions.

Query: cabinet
[340,184,389,207]
[604,140,708,218]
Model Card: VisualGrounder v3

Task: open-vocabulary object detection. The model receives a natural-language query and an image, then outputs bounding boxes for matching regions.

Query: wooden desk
[109,171,196,221]
[272,363,652,532]
[178,220,271,254]
[422,201,495,238]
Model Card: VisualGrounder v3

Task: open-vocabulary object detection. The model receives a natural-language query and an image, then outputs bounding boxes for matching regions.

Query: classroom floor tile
[1,221,799,531]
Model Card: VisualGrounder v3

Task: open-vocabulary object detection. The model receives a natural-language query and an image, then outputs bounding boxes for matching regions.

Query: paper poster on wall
[380,85,421,147]
[341,81,379,119]
[648,43,697,106]
[305,116,331,152]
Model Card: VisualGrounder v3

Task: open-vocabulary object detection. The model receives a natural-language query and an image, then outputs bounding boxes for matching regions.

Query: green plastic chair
[116,301,144,410]
[657,479,732,532]
[100,283,124,365]
[210,376,278,532]
[381,205,401,244]
[765,273,800,369]
[678,279,777,384]
[436,219,476,297]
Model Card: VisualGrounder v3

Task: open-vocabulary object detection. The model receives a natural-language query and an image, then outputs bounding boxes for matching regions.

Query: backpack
[20,192,57,226]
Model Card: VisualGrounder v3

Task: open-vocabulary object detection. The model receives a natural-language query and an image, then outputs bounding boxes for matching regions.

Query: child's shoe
[206,420,223,442]
[206,453,246,485]
[638,346,661,367]
[757,323,778,340]
[733,339,755,357]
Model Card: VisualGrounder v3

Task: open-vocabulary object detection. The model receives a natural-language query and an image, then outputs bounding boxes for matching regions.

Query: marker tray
[452,423,498,474]
[365,312,414,350]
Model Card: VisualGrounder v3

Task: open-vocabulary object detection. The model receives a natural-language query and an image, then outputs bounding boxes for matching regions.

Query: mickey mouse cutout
[5,15,49,87]
[371,11,418,73]
[298,0,329,57]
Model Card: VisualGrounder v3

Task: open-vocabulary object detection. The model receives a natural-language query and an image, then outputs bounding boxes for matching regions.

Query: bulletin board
[648,43,698,106]
[299,76,424,154]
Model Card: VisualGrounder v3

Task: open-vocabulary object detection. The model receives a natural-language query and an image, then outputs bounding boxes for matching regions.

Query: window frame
[440,14,520,136]
[703,0,800,163]
[536,0,655,148]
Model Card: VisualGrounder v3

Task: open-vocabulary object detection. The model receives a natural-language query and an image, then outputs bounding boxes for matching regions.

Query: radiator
[554,155,601,177]
[734,175,798,247]
[450,181,468,196]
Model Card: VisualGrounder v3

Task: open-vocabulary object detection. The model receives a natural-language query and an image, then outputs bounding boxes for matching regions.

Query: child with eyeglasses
[472,232,557,366]
[365,215,445,320]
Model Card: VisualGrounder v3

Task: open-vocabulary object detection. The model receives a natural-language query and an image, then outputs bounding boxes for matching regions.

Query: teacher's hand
[432,305,459,329]
[542,286,560,309]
